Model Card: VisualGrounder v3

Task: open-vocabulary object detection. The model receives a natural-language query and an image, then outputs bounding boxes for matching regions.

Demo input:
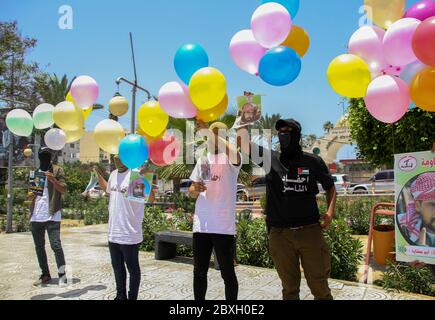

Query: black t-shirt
[253,145,335,228]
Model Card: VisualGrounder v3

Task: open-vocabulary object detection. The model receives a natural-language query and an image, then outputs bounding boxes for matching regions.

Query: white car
[318,174,351,194]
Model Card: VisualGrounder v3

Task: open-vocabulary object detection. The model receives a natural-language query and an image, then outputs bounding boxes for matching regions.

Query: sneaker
[33,274,52,286]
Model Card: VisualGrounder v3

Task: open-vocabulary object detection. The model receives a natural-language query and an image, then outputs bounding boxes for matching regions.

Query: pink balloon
[230,30,267,76]
[70,75,99,108]
[383,18,421,67]
[158,82,197,119]
[149,134,181,167]
[381,64,403,77]
[364,75,410,124]
[251,3,292,49]
[404,0,435,21]
[349,26,387,77]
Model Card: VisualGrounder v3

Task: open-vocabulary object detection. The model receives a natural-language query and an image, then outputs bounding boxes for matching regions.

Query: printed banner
[125,170,154,204]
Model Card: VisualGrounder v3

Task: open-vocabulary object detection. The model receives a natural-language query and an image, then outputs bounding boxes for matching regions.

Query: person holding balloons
[188,120,242,301]
[95,156,155,301]
[28,147,68,286]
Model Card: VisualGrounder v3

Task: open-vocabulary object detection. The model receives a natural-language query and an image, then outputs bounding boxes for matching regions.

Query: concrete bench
[154,230,221,270]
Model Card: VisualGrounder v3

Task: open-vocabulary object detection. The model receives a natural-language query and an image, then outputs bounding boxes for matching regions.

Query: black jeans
[108,242,141,300]
[31,222,66,277]
[193,233,238,301]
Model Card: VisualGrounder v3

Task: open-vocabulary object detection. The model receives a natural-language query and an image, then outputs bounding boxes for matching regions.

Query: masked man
[28,147,68,286]
[238,119,337,300]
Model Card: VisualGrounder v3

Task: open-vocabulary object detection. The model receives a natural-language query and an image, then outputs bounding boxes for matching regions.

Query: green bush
[318,196,394,235]
[323,218,364,282]
[237,218,274,269]
[13,205,30,233]
[82,197,109,226]
[170,193,196,214]
[140,206,171,252]
[376,262,435,297]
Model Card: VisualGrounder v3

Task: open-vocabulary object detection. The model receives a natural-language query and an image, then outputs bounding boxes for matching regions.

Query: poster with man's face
[233,93,262,129]
[395,151,435,265]
[0,110,34,168]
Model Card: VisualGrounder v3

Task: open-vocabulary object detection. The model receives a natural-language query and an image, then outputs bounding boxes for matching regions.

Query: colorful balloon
[383,18,421,67]
[400,60,427,84]
[65,128,85,143]
[138,101,169,138]
[281,25,310,58]
[262,0,300,19]
[109,95,129,117]
[94,119,125,154]
[251,3,292,49]
[119,134,149,169]
[6,109,33,137]
[381,64,403,76]
[44,128,67,151]
[259,46,301,86]
[196,95,228,122]
[230,29,267,75]
[348,25,387,77]
[364,0,406,29]
[66,91,93,120]
[327,54,371,98]
[70,76,99,109]
[364,76,410,124]
[33,103,54,130]
[158,82,198,119]
[174,44,209,85]
[404,0,435,21]
[149,134,181,167]
[412,17,435,67]
[410,67,435,112]
[53,101,84,131]
[137,126,165,144]
[189,67,227,111]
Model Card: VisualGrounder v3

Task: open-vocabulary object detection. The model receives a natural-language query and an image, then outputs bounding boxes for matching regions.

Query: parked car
[88,186,105,199]
[351,170,395,194]
[318,174,352,194]
[179,179,193,195]
[237,177,267,201]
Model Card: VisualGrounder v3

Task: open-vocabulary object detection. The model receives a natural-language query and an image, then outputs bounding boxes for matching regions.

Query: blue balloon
[262,0,300,19]
[119,134,149,169]
[174,44,209,85]
[259,46,302,86]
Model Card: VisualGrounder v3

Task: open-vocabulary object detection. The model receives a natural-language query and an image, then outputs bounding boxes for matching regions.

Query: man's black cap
[38,147,53,156]
[275,119,302,133]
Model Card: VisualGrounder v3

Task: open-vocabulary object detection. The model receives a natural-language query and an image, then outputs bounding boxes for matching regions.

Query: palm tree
[254,113,282,137]
[302,134,318,148]
[323,121,334,134]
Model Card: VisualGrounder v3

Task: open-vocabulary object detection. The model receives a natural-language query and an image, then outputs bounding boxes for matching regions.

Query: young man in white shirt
[96,155,154,301]
[28,148,67,286]
[189,121,242,301]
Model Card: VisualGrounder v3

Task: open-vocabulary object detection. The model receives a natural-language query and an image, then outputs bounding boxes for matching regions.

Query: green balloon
[6,109,34,137]
[33,103,54,129]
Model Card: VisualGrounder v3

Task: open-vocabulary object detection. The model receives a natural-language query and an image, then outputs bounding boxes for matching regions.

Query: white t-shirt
[106,170,144,245]
[190,153,241,235]
[31,179,61,223]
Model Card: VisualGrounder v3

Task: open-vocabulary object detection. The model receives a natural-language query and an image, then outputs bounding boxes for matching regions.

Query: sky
[0,0,422,160]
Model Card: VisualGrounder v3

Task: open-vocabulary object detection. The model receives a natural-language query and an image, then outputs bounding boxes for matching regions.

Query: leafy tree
[323,121,334,133]
[348,98,434,168]
[302,134,317,148]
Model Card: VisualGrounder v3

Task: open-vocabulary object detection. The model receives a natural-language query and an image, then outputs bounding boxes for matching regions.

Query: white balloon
[44,128,67,151]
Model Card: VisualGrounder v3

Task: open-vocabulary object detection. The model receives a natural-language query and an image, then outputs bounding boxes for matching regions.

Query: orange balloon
[410,67,435,112]
[281,25,310,57]
[196,95,228,122]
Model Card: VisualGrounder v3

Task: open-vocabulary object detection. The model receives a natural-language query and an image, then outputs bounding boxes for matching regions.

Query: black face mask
[279,131,302,157]
[39,153,52,172]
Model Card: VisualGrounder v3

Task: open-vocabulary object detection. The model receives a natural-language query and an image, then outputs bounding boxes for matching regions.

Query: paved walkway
[0,225,432,300]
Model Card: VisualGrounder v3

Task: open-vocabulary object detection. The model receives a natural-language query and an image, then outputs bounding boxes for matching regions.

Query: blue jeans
[108,242,141,300]
[31,221,66,277]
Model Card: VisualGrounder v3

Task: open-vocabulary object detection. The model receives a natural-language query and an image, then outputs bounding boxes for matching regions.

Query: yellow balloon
[196,95,228,123]
[53,101,85,131]
[364,0,406,29]
[94,119,125,155]
[65,127,85,143]
[410,67,435,112]
[82,106,93,120]
[281,25,310,58]
[138,101,169,138]
[67,92,93,120]
[137,126,165,144]
[23,148,33,157]
[189,67,227,111]
[327,54,371,98]
[109,95,129,117]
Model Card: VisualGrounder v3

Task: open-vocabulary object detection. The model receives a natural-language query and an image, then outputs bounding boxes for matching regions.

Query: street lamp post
[114,33,153,134]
